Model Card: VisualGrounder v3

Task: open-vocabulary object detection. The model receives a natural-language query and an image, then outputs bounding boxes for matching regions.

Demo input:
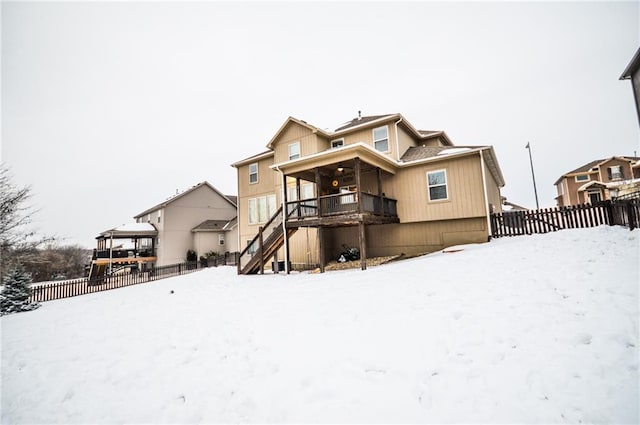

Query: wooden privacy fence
[29,253,239,304]
[490,199,640,238]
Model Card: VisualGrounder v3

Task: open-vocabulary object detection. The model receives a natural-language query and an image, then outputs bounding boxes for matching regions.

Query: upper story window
[427,170,448,201]
[608,165,623,180]
[373,126,389,152]
[218,233,225,246]
[575,174,589,182]
[331,139,344,149]
[249,163,258,184]
[288,142,300,160]
[157,209,162,223]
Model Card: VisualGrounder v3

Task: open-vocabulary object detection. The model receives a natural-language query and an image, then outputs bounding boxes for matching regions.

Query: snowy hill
[2,226,638,424]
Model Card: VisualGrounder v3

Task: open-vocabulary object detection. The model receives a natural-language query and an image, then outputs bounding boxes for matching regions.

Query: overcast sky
[2,1,639,248]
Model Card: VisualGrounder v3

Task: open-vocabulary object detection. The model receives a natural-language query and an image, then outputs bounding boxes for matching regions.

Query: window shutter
[607,167,612,180]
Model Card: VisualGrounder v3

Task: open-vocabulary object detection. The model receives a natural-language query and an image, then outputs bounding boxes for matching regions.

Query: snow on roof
[112,223,157,232]
[436,147,473,156]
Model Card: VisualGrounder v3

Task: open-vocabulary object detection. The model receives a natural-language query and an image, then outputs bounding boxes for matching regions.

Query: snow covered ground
[2,226,638,424]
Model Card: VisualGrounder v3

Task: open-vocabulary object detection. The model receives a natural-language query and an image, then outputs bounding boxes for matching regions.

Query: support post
[315,167,322,217]
[318,226,325,273]
[377,167,383,215]
[358,222,367,270]
[355,157,363,213]
[296,177,302,219]
[258,226,264,275]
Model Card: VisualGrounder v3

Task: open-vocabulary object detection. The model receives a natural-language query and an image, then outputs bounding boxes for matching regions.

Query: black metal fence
[490,199,639,238]
[29,253,239,303]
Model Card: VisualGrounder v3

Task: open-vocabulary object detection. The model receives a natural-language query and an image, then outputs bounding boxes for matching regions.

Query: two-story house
[133,181,238,265]
[554,156,640,206]
[232,113,505,274]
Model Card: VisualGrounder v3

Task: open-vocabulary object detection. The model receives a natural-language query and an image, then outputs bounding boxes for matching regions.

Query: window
[248,194,277,224]
[373,126,389,152]
[288,142,300,160]
[575,174,589,182]
[427,170,448,201]
[218,234,225,246]
[249,163,258,184]
[331,139,344,149]
[288,183,314,201]
[157,210,162,224]
[147,214,151,223]
[608,165,623,180]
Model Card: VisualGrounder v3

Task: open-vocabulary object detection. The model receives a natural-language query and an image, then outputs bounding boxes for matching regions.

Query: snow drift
[1,226,638,423]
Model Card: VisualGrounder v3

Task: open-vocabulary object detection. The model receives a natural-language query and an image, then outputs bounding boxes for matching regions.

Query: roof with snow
[97,223,158,239]
[191,217,237,232]
[134,181,236,218]
[400,146,483,162]
[334,114,397,132]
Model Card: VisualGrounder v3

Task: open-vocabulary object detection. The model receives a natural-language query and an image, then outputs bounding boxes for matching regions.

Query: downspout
[394,116,403,159]
[479,150,492,240]
[273,165,289,274]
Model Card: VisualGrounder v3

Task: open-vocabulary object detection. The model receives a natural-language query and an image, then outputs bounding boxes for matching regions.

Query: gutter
[273,164,290,274]
[394,116,403,159]
[479,150,492,240]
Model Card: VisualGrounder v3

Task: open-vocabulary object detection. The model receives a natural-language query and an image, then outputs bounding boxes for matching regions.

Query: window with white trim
[288,142,300,160]
[157,209,162,223]
[608,165,623,180]
[373,126,389,152]
[249,163,258,184]
[218,233,225,246]
[427,170,448,201]
[248,194,277,224]
[575,174,589,182]
[331,139,344,149]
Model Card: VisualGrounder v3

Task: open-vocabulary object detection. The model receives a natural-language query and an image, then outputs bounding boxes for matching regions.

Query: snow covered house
[232,113,505,274]
[554,156,640,206]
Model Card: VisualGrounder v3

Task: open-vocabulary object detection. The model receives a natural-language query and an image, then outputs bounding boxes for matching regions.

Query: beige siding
[321,217,488,260]
[237,155,279,252]
[340,122,401,159]
[271,123,323,164]
[160,186,237,265]
[483,156,502,213]
[396,126,416,158]
[392,154,487,222]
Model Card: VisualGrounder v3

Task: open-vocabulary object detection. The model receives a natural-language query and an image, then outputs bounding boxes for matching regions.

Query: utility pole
[525,142,540,210]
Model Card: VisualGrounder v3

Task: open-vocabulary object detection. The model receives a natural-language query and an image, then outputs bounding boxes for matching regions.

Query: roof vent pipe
[358,110,362,120]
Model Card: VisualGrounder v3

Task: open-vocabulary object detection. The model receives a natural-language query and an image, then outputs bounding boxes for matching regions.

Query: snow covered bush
[0,263,40,316]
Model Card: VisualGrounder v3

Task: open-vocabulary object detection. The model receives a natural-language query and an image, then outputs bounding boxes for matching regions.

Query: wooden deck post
[355,157,363,213]
[358,222,367,271]
[315,167,322,217]
[377,167,383,215]
[318,226,325,273]
[258,226,264,275]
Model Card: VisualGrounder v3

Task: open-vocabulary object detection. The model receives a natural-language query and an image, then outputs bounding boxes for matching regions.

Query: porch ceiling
[271,143,398,179]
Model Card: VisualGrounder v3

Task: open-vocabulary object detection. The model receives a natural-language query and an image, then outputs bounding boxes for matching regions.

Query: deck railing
[286,192,397,219]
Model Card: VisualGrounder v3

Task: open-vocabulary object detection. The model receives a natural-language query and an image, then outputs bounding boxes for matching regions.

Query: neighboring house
[554,156,640,207]
[132,182,238,265]
[232,113,505,274]
[620,47,640,127]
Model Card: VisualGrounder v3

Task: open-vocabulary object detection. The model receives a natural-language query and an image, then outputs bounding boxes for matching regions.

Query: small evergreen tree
[0,263,40,316]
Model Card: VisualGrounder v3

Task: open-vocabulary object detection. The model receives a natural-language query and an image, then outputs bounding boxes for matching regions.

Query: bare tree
[0,165,54,283]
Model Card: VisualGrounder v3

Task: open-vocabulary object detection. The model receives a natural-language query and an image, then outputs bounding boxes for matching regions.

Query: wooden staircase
[238,206,297,275]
